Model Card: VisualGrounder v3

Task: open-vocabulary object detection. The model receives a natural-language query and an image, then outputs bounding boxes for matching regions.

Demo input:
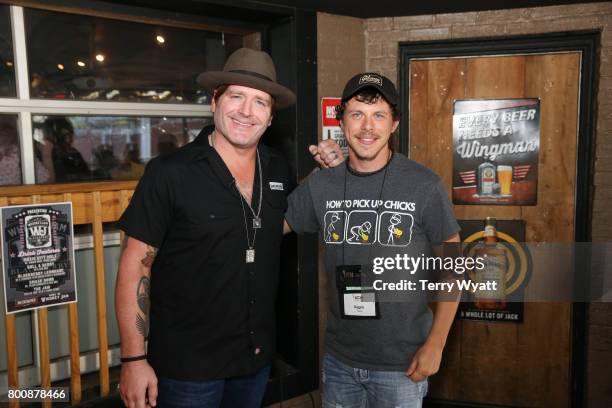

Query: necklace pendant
[246,248,255,263]
[253,217,262,229]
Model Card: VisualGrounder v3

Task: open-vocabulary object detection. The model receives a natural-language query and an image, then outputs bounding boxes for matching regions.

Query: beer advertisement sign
[452,99,540,205]
[1,203,77,313]
[321,97,348,156]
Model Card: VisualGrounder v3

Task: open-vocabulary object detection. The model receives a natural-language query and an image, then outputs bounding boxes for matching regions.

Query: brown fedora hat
[197,48,296,109]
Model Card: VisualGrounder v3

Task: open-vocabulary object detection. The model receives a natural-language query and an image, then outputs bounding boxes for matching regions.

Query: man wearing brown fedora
[115,48,297,408]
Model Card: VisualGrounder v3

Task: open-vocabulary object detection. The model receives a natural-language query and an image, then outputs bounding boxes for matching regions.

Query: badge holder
[336,265,380,320]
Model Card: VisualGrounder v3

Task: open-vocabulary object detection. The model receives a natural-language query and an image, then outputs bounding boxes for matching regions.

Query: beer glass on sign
[497,165,513,196]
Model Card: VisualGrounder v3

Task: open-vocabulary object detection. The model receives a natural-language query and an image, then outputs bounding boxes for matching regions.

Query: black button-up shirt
[118,126,290,381]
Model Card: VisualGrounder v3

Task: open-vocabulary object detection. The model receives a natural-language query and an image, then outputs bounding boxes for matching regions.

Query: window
[0,5,16,97]
[0,114,22,185]
[32,115,212,183]
[24,8,243,103]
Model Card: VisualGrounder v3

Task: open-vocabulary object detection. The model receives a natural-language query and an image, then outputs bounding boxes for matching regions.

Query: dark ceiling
[116,0,610,19]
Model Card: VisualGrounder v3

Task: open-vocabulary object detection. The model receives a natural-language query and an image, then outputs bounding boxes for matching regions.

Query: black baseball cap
[341,72,398,106]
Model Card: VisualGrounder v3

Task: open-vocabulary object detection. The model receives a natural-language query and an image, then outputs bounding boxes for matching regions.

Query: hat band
[228,69,274,83]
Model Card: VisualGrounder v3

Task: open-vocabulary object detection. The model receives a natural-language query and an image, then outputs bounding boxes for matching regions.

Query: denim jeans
[157,365,270,408]
[322,353,428,408]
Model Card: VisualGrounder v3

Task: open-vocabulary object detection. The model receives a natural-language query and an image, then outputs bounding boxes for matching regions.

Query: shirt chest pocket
[181,206,239,240]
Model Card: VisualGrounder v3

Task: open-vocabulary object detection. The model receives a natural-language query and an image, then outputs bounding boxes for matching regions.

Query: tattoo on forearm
[140,245,158,268]
[136,276,151,337]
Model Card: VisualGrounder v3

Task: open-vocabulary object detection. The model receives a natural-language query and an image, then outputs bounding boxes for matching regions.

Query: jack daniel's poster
[458,220,531,323]
[1,203,77,313]
[452,99,540,205]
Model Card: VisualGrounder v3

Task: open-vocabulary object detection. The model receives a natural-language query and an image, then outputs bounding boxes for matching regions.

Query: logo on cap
[358,74,383,87]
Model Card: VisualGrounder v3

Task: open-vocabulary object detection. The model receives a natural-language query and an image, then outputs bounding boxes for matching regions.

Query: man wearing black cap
[115,48,296,408]
[284,73,461,407]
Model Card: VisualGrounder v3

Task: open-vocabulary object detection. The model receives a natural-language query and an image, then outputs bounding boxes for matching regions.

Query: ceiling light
[156,35,165,44]
[57,63,64,70]
[95,54,105,62]
[77,60,86,67]
[6,61,13,67]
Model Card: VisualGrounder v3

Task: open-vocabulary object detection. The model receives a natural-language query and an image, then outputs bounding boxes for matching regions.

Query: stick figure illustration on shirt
[348,221,372,243]
[387,213,403,245]
[326,212,341,242]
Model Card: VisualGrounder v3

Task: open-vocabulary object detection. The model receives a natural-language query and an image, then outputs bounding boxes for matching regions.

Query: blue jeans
[322,353,427,408]
[157,365,270,408]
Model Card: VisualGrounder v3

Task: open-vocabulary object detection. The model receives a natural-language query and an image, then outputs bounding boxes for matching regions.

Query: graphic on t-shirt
[324,211,346,244]
[378,211,414,246]
[346,211,378,245]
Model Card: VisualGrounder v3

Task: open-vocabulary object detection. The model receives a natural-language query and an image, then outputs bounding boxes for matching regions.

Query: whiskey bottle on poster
[478,161,496,196]
[474,217,507,309]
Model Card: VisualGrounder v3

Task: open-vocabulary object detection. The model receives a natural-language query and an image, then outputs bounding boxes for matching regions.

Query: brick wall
[365,3,612,407]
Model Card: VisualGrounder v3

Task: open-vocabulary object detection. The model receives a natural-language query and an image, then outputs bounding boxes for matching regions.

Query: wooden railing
[0,181,137,407]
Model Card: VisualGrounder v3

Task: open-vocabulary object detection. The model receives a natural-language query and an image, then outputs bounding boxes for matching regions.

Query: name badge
[336,265,380,319]
[269,182,284,191]
[343,292,377,317]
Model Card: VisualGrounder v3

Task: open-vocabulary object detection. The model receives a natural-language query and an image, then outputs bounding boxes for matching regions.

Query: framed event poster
[1,203,77,314]
[452,99,540,205]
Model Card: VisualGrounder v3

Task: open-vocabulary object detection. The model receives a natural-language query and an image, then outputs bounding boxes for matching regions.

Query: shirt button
[250,330,255,335]
[250,300,255,305]
[254,347,261,355]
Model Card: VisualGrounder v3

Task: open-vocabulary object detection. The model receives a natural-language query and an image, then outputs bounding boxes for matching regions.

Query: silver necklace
[210,133,263,263]
[239,150,263,229]
[238,189,258,263]
[210,133,263,229]
[237,150,262,263]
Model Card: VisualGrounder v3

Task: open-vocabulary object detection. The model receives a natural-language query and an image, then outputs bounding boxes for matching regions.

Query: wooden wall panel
[409,60,430,165]
[522,53,578,242]
[410,58,466,399]
[407,53,580,408]
[427,59,466,192]
[515,52,580,407]
[456,55,526,405]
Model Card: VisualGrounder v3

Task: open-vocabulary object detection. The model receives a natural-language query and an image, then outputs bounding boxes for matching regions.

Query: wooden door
[408,53,580,407]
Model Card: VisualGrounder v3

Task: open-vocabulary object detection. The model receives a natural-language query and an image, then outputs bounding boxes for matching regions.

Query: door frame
[398,31,599,408]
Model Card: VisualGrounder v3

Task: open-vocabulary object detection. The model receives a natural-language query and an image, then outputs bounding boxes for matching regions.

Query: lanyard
[341,151,392,265]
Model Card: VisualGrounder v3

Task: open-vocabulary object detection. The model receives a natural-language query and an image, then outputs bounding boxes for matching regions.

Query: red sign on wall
[321,97,341,127]
[321,97,347,154]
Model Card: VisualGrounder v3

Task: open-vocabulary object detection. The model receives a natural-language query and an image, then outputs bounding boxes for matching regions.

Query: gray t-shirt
[286,153,460,371]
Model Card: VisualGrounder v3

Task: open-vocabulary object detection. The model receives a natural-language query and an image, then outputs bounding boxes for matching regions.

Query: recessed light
[95,54,105,62]
[156,35,165,44]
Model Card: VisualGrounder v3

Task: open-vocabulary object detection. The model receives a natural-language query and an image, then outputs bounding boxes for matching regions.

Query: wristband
[120,354,147,363]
